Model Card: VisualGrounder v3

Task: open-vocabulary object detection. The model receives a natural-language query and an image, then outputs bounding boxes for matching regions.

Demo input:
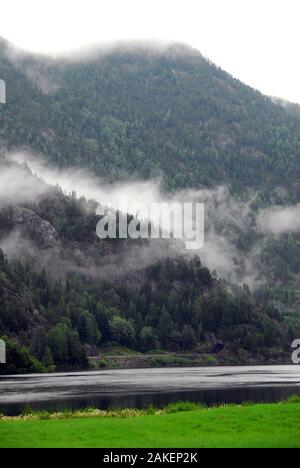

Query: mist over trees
[1,40,300,198]
[0,39,300,371]
[0,247,292,373]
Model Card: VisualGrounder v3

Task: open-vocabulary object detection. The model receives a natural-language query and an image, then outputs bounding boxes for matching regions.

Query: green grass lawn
[0,402,300,448]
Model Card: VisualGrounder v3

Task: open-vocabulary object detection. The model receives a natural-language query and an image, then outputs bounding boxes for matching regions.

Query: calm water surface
[0,365,299,415]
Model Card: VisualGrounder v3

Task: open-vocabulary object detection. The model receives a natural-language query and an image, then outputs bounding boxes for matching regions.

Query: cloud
[257,204,300,235]
[5,152,262,285]
[0,160,50,207]
[10,151,164,209]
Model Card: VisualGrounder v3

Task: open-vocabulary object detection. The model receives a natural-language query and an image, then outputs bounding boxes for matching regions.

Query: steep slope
[0,235,291,373]
[1,39,300,198]
[0,161,292,372]
[1,39,300,372]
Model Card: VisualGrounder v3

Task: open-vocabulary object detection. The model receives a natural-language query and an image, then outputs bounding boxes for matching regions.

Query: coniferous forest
[0,38,300,372]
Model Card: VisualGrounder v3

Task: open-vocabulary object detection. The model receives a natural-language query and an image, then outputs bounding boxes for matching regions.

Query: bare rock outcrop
[9,206,61,251]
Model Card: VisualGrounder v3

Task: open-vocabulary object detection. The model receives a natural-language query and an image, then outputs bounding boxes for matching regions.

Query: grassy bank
[90,353,219,369]
[89,345,290,369]
[1,398,300,448]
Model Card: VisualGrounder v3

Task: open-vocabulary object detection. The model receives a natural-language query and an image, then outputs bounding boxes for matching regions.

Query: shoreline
[1,398,300,448]
[1,396,299,422]
[1,352,293,376]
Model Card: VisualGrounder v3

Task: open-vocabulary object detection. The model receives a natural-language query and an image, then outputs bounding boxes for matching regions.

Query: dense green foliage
[1,39,300,371]
[0,175,296,371]
[1,39,300,198]
[0,245,291,372]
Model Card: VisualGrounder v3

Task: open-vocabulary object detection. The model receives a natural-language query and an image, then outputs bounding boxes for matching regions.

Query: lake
[0,365,300,415]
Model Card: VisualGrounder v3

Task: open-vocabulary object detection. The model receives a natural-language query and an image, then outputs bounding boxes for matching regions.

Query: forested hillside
[0,161,295,372]
[0,227,291,374]
[0,38,300,371]
[1,38,300,197]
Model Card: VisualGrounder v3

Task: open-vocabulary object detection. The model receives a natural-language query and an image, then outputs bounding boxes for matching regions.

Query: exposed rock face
[68,243,95,268]
[0,203,100,275]
[9,206,61,251]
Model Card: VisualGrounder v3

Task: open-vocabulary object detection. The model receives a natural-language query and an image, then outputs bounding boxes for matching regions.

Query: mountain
[0,38,300,372]
[0,164,291,373]
[1,38,300,198]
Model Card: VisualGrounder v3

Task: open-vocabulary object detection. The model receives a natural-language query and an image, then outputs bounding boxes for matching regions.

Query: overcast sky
[1,0,300,103]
